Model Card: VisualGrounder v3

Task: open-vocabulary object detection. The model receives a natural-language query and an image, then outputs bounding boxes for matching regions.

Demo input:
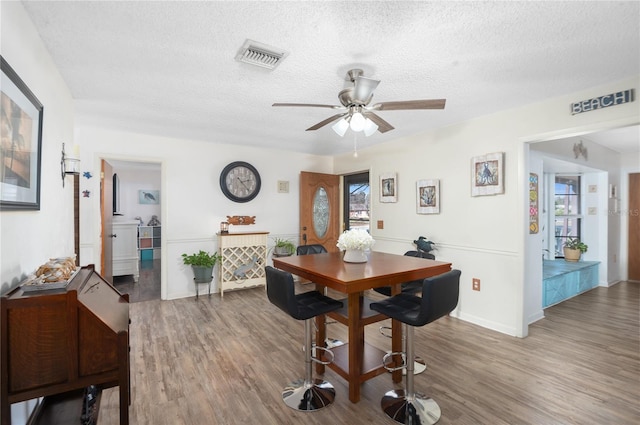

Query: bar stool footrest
[311,345,334,365]
[382,351,406,372]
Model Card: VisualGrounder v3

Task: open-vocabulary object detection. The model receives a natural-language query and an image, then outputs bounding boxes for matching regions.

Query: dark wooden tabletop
[273,251,451,293]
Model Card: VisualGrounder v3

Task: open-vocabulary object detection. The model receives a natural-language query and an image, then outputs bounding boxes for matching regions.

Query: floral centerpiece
[336,228,375,263]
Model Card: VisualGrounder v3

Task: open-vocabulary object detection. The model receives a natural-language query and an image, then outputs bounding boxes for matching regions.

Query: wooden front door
[299,171,341,253]
[101,159,114,283]
[629,173,640,281]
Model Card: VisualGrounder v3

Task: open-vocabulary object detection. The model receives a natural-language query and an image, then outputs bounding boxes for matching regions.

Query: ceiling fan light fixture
[349,112,366,132]
[363,118,378,137]
[332,118,349,137]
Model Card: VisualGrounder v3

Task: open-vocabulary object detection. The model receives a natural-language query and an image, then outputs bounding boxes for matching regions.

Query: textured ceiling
[20,1,640,155]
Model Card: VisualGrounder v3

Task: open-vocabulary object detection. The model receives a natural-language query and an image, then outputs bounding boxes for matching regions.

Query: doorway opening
[343,172,370,232]
[107,159,162,302]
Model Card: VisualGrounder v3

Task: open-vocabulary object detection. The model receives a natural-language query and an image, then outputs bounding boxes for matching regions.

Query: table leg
[348,292,365,403]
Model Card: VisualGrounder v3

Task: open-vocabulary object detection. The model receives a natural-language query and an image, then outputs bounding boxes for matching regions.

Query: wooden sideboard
[1,265,130,425]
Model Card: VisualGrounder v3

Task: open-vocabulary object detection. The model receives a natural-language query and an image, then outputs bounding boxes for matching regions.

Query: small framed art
[380,172,397,203]
[139,190,160,204]
[417,179,439,214]
[471,152,504,196]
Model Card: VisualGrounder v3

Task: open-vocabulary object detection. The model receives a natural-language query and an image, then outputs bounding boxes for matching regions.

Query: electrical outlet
[377,220,384,229]
[472,278,481,291]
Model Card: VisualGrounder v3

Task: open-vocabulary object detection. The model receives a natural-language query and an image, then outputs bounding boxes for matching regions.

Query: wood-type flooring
[98,280,639,424]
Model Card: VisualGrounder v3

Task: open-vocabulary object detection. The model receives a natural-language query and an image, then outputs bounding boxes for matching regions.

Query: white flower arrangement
[336,228,375,251]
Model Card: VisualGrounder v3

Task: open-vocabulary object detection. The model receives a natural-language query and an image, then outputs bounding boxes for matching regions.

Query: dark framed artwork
[1,56,43,210]
[471,152,504,197]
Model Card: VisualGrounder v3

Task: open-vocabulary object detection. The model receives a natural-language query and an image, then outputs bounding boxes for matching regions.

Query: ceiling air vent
[235,39,288,70]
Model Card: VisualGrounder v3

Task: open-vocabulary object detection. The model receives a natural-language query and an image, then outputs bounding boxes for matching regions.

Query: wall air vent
[235,39,288,70]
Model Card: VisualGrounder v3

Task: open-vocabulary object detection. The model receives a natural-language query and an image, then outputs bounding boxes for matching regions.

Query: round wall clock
[219,161,261,203]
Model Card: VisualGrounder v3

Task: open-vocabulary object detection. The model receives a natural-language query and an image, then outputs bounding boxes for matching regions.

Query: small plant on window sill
[563,238,588,253]
[563,238,587,262]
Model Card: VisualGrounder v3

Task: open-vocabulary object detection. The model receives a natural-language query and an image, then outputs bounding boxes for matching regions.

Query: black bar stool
[370,269,461,425]
[265,266,344,412]
[373,251,435,296]
[296,244,345,348]
[375,250,436,375]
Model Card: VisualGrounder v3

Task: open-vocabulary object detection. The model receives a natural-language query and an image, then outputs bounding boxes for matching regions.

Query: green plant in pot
[271,237,296,256]
[181,250,221,283]
[563,237,588,262]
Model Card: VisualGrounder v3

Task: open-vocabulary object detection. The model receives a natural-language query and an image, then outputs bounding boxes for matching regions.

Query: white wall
[75,126,333,299]
[525,153,544,326]
[334,75,640,338]
[0,2,76,423]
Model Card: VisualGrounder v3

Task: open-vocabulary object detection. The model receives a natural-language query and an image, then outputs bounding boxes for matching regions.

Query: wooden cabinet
[1,265,130,425]
[138,225,161,261]
[218,231,269,297]
[113,221,139,280]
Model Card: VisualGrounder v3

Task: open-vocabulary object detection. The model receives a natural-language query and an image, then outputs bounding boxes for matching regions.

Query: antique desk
[272,251,451,403]
[1,265,130,424]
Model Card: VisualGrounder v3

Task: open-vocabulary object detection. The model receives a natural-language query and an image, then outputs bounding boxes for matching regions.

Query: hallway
[113,259,160,303]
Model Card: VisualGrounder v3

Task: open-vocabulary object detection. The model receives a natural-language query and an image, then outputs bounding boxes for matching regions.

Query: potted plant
[271,237,296,257]
[563,237,588,262]
[181,250,221,282]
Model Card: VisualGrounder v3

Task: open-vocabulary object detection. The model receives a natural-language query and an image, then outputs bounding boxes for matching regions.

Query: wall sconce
[220,221,229,233]
[61,142,80,187]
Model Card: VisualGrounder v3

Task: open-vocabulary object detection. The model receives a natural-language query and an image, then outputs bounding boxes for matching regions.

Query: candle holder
[220,222,229,233]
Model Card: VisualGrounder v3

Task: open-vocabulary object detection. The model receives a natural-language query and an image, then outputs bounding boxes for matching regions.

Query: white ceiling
[20,1,640,156]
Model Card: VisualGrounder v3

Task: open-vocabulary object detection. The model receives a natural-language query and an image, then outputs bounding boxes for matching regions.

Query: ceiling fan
[272,69,446,136]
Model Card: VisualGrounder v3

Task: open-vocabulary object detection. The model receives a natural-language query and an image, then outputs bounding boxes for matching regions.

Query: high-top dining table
[272,251,452,403]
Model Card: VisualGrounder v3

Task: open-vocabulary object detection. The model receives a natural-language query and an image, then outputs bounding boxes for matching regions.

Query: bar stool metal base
[282,378,336,411]
[381,389,442,425]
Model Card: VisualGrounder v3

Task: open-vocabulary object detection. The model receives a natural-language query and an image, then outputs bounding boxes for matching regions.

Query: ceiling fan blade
[305,113,348,131]
[371,99,446,111]
[363,111,394,133]
[353,76,380,104]
[272,102,343,109]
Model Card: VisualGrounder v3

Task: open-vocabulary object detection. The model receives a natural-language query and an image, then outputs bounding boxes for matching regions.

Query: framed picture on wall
[379,172,397,203]
[471,152,504,196]
[416,179,440,214]
[0,56,43,210]
[138,190,160,204]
